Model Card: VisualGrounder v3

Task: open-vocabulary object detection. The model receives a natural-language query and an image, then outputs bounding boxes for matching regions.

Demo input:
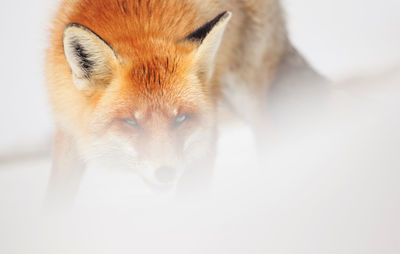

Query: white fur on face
[83,134,140,170]
[83,133,182,187]
[134,111,143,120]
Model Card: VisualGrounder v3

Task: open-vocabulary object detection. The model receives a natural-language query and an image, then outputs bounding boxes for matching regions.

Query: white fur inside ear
[195,12,232,82]
[71,73,91,91]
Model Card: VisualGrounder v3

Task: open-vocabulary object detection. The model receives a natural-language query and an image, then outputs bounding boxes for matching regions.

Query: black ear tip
[65,22,86,30]
[219,11,232,19]
[184,10,232,43]
[216,11,227,20]
[63,23,94,38]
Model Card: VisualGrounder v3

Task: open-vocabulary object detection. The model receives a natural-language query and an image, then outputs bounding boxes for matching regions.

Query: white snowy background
[0,0,399,253]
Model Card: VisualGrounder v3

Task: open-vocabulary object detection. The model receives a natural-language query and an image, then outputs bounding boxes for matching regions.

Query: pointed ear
[182,11,232,83]
[63,23,118,91]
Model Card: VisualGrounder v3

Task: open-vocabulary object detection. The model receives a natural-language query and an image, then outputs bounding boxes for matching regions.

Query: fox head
[62,11,231,189]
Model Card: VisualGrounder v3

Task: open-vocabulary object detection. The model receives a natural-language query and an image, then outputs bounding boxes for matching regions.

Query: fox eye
[123,118,140,128]
[174,114,190,127]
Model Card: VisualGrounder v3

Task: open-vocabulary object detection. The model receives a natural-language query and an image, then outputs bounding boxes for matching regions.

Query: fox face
[62,12,231,188]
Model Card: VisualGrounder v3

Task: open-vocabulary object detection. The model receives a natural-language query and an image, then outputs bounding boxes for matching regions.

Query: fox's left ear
[63,23,119,91]
[182,11,232,83]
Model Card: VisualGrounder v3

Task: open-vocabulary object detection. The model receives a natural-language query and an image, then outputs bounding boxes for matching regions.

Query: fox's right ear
[181,11,232,84]
[63,23,118,91]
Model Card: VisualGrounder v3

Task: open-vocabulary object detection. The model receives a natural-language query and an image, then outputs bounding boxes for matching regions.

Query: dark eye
[123,118,140,128]
[174,114,190,127]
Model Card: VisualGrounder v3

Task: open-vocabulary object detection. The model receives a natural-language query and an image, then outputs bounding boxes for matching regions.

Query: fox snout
[137,164,184,190]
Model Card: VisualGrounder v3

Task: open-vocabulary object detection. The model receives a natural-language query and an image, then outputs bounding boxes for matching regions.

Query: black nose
[155,167,177,184]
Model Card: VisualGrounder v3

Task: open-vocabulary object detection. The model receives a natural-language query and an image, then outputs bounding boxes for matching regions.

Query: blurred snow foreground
[0,65,399,253]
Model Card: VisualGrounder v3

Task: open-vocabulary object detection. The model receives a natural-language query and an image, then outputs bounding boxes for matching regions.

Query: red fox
[45,0,300,201]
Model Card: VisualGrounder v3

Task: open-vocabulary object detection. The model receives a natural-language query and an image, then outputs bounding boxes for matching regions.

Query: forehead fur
[130,56,180,90]
[118,39,198,91]
[109,52,206,110]
[129,50,194,87]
